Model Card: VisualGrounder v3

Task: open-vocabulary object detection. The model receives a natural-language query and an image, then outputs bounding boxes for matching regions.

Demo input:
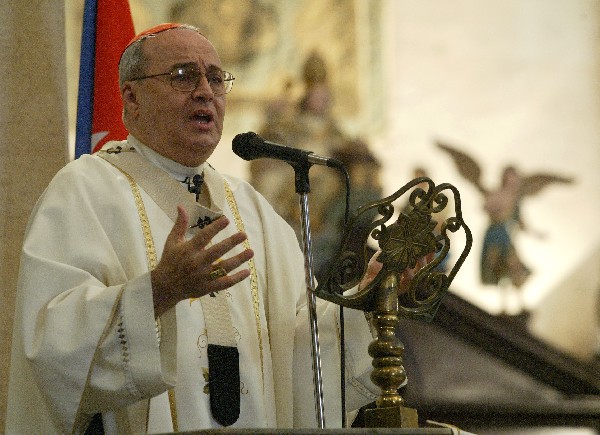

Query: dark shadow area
[393,291,600,433]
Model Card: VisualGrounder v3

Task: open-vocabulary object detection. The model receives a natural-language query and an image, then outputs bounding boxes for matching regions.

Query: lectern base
[364,405,419,428]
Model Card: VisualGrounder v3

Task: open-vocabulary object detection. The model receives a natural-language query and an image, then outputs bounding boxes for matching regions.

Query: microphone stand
[293,160,326,429]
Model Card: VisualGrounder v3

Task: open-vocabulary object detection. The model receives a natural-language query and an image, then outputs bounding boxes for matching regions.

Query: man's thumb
[167,205,189,242]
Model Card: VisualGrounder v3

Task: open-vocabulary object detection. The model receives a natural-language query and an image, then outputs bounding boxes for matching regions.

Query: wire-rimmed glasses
[130,64,235,95]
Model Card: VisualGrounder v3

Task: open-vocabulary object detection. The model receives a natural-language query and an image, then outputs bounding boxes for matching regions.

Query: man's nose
[191,74,214,99]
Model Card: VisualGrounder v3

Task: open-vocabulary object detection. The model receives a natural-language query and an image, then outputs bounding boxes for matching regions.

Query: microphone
[232,132,341,168]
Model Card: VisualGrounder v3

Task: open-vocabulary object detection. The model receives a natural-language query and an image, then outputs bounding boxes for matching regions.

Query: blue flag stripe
[74,0,98,159]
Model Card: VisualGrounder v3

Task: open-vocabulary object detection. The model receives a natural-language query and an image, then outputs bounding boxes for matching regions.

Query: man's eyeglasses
[130,64,235,95]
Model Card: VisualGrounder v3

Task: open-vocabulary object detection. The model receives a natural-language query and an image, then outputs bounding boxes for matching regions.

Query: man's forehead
[148,29,213,50]
[144,29,221,67]
[146,27,207,49]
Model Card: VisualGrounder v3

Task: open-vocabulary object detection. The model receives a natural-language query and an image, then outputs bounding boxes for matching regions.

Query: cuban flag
[75,0,135,158]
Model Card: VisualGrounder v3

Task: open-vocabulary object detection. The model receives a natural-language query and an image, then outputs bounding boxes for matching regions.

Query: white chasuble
[5,136,378,435]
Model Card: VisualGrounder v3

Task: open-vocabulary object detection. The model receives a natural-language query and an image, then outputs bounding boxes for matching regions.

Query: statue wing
[520,173,575,197]
[436,140,487,194]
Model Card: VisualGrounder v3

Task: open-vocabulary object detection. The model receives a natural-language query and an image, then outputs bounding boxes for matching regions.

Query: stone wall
[0,1,68,428]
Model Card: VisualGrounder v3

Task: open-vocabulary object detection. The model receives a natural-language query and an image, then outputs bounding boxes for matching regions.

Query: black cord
[181,174,204,202]
[329,159,351,428]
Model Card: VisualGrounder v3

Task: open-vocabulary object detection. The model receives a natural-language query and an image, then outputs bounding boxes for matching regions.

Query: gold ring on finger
[209,266,227,281]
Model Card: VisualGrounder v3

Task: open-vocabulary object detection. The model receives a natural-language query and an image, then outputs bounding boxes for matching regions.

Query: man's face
[123,29,226,166]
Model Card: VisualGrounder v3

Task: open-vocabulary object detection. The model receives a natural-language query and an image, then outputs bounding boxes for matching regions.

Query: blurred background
[2,0,600,432]
[64,0,600,321]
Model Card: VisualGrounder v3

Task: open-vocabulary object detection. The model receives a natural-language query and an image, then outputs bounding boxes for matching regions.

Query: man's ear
[121,83,139,118]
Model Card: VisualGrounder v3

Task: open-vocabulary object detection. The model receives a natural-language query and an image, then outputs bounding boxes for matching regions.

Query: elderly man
[6,24,382,434]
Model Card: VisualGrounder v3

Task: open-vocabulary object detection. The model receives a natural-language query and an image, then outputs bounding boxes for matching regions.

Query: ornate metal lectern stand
[315,177,472,428]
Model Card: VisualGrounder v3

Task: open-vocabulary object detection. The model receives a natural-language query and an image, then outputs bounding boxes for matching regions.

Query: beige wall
[0,1,68,428]
[378,0,600,322]
[529,243,600,359]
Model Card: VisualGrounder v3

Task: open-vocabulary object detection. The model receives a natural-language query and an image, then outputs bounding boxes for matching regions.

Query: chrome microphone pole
[230,132,327,428]
[294,161,326,429]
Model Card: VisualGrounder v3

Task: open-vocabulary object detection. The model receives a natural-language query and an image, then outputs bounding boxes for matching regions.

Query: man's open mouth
[192,112,213,124]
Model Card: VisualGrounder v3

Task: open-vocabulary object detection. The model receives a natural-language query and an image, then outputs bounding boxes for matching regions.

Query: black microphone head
[232,131,311,164]
[232,132,264,161]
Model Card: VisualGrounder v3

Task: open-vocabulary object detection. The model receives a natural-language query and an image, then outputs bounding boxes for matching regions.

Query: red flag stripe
[91,0,135,153]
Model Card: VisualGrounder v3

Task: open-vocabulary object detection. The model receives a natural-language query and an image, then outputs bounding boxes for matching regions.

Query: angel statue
[437,141,574,290]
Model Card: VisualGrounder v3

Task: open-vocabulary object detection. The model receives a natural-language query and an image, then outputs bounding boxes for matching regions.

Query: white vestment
[6,136,378,434]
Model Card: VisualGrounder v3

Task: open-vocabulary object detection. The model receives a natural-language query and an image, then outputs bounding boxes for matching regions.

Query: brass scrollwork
[315,177,472,319]
[314,176,472,428]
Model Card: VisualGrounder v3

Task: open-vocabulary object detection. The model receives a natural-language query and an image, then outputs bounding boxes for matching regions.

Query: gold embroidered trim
[223,181,264,386]
[106,156,257,428]
[107,161,179,432]
[127,174,179,432]
[168,389,178,432]
[123,172,157,270]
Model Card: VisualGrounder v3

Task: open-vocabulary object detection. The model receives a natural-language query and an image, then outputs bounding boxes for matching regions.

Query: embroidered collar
[126,135,205,181]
